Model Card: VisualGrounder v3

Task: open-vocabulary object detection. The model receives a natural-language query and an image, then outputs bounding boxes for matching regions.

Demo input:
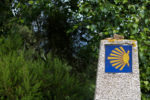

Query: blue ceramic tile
[105,45,132,73]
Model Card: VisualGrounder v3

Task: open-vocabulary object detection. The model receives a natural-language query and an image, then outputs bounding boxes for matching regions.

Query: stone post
[94,39,141,100]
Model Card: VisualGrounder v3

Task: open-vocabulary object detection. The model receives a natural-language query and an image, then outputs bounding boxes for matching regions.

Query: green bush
[0,33,93,100]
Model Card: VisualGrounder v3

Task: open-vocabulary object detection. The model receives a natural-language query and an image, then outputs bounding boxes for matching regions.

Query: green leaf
[86,25,90,29]
[29,1,34,5]
[145,19,149,24]
[144,81,149,86]
[104,32,109,35]
[114,0,119,4]
[17,3,21,8]
[133,24,138,28]
[73,25,78,30]
[123,0,128,4]
[20,19,24,23]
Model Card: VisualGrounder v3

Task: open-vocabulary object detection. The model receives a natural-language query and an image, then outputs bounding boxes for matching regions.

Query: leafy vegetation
[0,32,94,100]
[75,0,150,99]
[0,0,149,100]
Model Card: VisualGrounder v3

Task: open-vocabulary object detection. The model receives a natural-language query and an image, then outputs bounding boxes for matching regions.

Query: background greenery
[0,0,149,100]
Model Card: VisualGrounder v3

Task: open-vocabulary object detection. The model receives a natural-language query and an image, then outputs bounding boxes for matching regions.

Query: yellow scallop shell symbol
[107,46,130,70]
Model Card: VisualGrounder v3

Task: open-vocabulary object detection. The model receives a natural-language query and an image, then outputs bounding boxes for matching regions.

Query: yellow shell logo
[107,46,130,70]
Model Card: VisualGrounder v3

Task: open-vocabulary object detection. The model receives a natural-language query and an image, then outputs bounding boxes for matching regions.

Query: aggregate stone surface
[94,40,141,100]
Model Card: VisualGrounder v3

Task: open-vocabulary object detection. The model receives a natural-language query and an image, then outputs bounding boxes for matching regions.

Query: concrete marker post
[94,39,141,100]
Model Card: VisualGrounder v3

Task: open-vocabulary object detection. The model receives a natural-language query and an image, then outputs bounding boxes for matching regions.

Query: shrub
[0,33,92,100]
